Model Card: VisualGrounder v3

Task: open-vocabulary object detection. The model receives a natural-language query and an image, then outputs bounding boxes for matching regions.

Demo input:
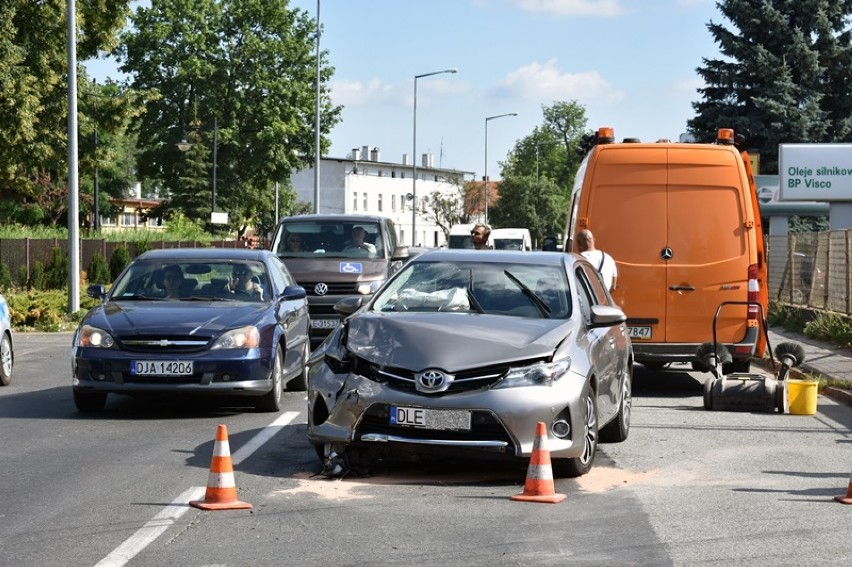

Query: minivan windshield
[274,221,384,259]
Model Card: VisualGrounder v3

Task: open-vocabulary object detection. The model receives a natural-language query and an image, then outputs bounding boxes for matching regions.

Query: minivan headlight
[493,359,572,389]
[357,280,384,295]
[211,326,260,349]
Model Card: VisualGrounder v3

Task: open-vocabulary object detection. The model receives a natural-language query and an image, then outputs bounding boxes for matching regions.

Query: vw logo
[661,247,673,261]
[314,282,328,296]
[416,369,454,393]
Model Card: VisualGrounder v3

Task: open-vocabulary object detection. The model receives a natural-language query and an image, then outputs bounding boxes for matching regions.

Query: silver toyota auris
[307,249,633,477]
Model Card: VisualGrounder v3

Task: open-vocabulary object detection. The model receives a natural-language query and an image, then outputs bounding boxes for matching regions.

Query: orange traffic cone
[511,421,567,503]
[190,424,252,511]
[835,467,852,505]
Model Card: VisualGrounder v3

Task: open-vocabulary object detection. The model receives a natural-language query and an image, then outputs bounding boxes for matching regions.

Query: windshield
[493,238,525,250]
[109,260,270,302]
[372,260,571,318]
[274,221,384,259]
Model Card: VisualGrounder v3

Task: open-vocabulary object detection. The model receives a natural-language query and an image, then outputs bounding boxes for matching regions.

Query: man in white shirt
[344,226,377,257]
[577,229,617,291]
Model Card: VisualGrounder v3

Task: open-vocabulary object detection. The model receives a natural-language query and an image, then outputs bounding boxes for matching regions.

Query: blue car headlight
[76,325,115,348]
[493,359,572,389]
[211,326,260,349]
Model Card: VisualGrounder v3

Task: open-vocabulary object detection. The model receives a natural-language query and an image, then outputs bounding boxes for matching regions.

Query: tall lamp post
[412,67,457,246]
[484,112,518,225]
[177,117,218,221]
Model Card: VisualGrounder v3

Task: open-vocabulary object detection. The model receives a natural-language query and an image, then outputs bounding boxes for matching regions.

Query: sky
[85,0,725,180]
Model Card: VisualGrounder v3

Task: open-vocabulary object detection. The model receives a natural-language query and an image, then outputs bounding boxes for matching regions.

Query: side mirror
[281,285,307,301]
[87,284,107,301]
[334,296,364,317]
[588,304,627,328]
[391,245,410,262]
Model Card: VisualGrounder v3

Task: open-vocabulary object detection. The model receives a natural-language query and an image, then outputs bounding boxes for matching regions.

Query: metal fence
[767,231,852,314]
[3,234,851,315]
[0,238,251,284]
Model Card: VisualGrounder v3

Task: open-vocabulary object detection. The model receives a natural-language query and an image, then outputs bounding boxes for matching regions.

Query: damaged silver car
[307,249,633,477]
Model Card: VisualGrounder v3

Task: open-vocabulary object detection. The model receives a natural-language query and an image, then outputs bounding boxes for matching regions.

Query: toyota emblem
[314,282,328,296]
[416,369,454,393]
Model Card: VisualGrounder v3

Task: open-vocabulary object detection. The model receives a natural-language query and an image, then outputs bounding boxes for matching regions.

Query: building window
[353,192,358,210]
[121,212,135,227]
[362,192,368,210]
[392,195,396,212]
[378,193,383,212]
[391,171,397,178]
[400,171,405,179]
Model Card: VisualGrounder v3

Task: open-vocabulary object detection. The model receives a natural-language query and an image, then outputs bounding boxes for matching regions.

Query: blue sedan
[72,248,310,412]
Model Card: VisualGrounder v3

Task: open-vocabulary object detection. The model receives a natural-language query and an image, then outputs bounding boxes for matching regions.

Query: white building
[289,146,474,247]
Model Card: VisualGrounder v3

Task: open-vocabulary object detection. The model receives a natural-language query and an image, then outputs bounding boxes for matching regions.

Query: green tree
[119,0,342,231]
[45,246,69,289]
[489,175,567,246]
[688,0,852,173]
[421,179,482,239]
[0,1,133,221]
[0,262,11,291]
[109,246,131,281]
[496,101,588,235]
[87,252,111,285]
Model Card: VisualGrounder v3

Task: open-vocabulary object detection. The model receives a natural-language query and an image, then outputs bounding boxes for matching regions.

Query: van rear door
[666,147,750,344]
[584,146,668,342]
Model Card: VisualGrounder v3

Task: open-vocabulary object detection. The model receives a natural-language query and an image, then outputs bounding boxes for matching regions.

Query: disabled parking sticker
[340,262,363,274]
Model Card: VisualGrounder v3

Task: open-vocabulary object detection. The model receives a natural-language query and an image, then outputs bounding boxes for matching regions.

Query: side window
[268,256,290,291]
[580,263,612,306]
[574,267,594,321]
[385,219,399,251]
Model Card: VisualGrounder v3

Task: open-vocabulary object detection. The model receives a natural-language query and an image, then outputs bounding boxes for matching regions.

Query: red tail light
[747,263,760,320]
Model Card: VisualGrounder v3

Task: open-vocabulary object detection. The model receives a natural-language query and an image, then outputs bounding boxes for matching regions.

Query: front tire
[74,390,107,412]
[257,346,283,412]
[554,385,598,478]
[0,332,12,386]
[286,342,309,391]
[600,366,631,443]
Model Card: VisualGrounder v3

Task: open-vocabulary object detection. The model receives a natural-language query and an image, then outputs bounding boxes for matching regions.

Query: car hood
[345,312,571,370]
[83,301,267,337]
[278,257,389,283]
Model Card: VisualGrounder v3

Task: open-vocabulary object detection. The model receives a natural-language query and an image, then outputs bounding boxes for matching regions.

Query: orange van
[565,128,767,373]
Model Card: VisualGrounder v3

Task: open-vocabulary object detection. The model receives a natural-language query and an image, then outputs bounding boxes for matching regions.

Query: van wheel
[723,359,750,374]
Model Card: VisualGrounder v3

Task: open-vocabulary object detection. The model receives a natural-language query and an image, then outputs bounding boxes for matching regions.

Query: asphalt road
[1,332,850,566]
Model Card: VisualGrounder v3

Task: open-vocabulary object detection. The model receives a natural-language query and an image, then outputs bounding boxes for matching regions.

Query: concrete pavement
[765,326,852,406]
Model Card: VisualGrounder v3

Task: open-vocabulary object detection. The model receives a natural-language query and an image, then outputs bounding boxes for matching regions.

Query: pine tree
[688,0,852,173]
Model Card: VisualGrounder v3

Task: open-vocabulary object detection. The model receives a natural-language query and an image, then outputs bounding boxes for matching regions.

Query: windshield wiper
[503,270,551,318]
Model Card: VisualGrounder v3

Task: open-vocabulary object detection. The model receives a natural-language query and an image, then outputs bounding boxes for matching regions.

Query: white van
[490,228,532,251]
[447,223,478,249]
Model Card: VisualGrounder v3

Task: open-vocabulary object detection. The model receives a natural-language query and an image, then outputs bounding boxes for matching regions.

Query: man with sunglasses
[228,263,265,301]
[470,223,492,250]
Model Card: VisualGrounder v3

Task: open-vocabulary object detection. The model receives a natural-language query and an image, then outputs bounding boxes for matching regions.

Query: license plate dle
[389,406,471,430]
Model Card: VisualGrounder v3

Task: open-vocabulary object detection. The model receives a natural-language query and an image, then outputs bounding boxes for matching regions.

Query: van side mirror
[391,245,410,262]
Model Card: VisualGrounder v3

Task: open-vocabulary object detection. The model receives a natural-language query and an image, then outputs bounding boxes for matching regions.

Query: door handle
[669,285,695,291]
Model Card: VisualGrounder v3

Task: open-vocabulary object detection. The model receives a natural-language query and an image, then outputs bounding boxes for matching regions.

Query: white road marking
[95,411,301,567]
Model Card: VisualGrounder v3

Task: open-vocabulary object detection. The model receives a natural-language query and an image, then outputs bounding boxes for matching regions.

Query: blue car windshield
[372,261,571,318]
[109,260,269,302]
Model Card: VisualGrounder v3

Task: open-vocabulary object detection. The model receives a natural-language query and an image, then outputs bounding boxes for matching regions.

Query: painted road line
[95,411,302,567]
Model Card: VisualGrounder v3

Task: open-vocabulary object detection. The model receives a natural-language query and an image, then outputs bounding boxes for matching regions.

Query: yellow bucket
[787,379,818,415]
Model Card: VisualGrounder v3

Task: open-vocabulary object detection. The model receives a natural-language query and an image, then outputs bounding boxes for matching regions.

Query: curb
[756,357,852,408]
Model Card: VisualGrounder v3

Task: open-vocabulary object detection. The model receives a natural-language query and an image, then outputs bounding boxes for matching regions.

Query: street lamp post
[412,67,457,246]
[177,117,218,221]
[484,112,518,225]
[93,127,99,231]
